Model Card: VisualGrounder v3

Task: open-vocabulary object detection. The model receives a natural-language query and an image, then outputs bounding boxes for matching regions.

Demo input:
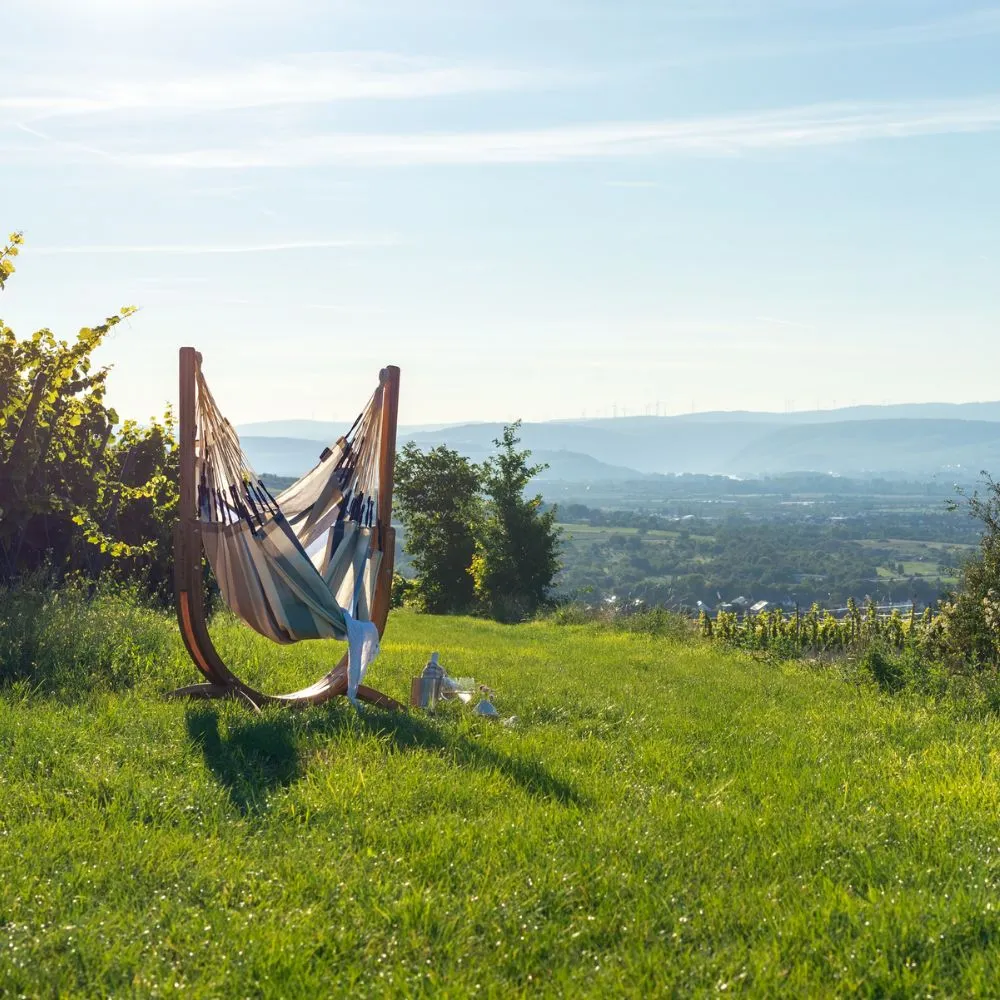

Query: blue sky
[2,0,999,426]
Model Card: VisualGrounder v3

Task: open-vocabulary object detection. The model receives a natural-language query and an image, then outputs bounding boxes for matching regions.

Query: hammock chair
[171,347,402,710]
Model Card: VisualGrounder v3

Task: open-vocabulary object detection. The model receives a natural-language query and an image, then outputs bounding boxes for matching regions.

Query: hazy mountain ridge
[236,419,458,440]
[400,421,774,475]
[238,400,1000,443]
[567,401,1000,427]
[240,437,647,481]
[727,419,1000,477]
[238,404,1000,480]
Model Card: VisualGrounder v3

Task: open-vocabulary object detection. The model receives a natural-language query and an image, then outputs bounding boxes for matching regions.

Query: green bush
[0,234,177,596]
[860,644,905,693]
[934,474,1000,668]
[544,601,694,640]
[0,581,175,697]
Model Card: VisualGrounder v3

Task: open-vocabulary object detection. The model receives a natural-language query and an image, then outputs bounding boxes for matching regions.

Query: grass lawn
[3,606,1000,996]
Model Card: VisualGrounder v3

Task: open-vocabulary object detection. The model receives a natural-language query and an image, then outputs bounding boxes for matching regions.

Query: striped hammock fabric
[193,367,387,701]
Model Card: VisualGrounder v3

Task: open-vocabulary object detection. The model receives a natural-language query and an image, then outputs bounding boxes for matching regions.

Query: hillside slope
[3,605,1000,995]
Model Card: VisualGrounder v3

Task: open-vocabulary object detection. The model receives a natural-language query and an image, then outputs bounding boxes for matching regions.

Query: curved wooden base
[165,677,403,712]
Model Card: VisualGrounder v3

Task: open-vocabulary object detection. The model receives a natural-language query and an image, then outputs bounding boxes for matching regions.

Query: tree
[394,442,481,613]
[935,473,1000,665]
[470,421,561,622]
[0,234,177,594]
[71,412,178,596]
[0,232,22,291]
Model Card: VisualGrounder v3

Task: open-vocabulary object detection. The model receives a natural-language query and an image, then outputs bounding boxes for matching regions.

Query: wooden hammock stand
[169,347,403,710]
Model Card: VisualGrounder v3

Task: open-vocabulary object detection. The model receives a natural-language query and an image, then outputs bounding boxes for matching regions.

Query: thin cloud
[112,96,1000,168]
[1,53,554,121]
[144,291,395,315]
[756,315,816,331]
[14,121,121,162]
[31,239,399,255]
[604,179,661,188]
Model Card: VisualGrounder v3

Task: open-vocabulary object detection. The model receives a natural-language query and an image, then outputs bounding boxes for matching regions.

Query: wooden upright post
[371,366,400,635]
[377,366,400,533]
[178,348,198,550]
[175,347,217,684]
[173,348,239,695]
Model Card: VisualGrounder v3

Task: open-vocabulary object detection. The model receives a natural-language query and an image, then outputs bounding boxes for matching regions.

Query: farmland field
[553,518,972,608]
[4,602,1000,996]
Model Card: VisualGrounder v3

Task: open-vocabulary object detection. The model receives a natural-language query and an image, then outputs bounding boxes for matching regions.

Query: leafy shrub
[0,580,176,697]
[546,602,597,626]
[544,601,694,640]
[860,645,905,693]
[611,606,694,640]
[0,233,178,597]
[390,571,422,610]
[933,474,1000,668]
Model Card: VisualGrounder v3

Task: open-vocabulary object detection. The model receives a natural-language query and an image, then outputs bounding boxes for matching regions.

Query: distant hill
[238,401,1000,442]
[236,419,454,440]
[399,418,1000,479]
[575,401,1000,426]
[238,403,1000,481]
[240,437,646,482]
[728,419,1000,477]
[530,450,648,482]
[397,421,759,475]
[241,437,329,478]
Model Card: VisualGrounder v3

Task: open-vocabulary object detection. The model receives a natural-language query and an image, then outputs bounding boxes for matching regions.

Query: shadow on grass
[185,709,301,816]
[331,708,586,808]
[185,703,584,814]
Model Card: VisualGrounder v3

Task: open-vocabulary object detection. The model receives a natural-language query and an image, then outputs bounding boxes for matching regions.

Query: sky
[2,0,999,427]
